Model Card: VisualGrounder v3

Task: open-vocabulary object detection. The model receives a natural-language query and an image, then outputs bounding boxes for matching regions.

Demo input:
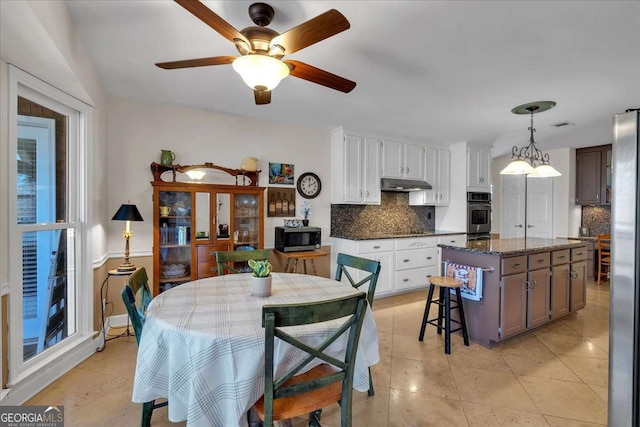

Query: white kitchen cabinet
[331,238,394,296]
[467,144,492,192]
[409,148,451,206]
[381,140,425,180]
[332,234,467,297]
[394,237,440,291]
[331,128,381,204]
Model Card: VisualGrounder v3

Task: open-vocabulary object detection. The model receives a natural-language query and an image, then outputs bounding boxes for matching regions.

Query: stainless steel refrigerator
[610,108,640,426]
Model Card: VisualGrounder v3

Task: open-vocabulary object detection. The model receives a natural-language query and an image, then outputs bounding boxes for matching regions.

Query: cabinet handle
[558,255,566,259]
[400,166,404,173]
[515,224,523,228]
[532,280,538,289]
[373,245,381,249]
[537,259,545,263]
[403,278,409,282]
[512,263,521,268]
[439,193,443,200]
[527,224,534,228]
[479,177,484,183]
[426,256,432,260]
[406,167,410,173]
[575,252,584,256]
[403,259,410,263]
[359,190,363,197]
[596,193,599,200]
[524,280,531,290]
[366,190,370,197]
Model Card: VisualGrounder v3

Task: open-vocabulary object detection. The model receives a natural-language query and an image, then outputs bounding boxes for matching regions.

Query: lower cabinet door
[570,261,587,311]
[395,266,437,292]
[551,264,571,319]
[500,273,527,339]
[528,268,551,328]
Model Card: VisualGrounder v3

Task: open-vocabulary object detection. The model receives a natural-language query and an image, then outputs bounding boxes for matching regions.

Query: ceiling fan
[156,0,357,105]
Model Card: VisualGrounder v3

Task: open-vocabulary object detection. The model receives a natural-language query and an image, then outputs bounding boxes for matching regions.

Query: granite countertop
[331,229,466,241]
[439,237,586,256]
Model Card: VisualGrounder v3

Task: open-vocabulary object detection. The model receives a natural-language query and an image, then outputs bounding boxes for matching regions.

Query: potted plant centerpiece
[248,259,273,297]
[301,201,312,226]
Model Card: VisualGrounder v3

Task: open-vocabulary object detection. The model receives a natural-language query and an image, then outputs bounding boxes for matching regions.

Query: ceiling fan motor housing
[248,3,275,27]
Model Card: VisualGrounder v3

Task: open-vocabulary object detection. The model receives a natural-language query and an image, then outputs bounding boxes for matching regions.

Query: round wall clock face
[297,172,322,199]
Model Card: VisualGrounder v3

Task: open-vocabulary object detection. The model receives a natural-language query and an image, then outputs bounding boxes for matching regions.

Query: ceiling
[64,0,640,156]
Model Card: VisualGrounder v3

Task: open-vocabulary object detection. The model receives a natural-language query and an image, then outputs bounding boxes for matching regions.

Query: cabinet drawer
[529,252,550,269]
[438,234,467,247]
[552,249,570,265]
[356,239,394,254]
[571,246,587,262]
[395,237,438,250]
[502,255,527,275]
[197,246,218,278]
[395,266,438,291]
[395,248,438,271]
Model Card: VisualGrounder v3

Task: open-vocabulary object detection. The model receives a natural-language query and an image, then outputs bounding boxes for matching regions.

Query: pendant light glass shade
[185,170,206,180]
[500,101,561,177]
[232,54,290,91]
[528,164,562,178]
[500,159,535,175]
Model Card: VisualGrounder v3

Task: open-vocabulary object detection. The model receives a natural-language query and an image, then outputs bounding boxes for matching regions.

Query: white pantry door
[501,175,526,238]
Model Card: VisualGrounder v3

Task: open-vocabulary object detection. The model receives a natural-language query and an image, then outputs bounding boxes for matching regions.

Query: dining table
[131,272,380,427]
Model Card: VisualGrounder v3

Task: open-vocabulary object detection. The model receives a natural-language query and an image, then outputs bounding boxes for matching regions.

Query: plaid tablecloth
[132,273,380,427]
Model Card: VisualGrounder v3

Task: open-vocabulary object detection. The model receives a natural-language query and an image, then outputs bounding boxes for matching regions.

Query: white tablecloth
[132,273,379,427]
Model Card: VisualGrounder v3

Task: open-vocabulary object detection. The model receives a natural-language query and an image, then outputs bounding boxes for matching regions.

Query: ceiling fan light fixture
[500,101,561,177]
[232,54,290,91]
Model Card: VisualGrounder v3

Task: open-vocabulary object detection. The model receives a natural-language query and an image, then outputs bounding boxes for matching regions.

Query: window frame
[5,65,93,386]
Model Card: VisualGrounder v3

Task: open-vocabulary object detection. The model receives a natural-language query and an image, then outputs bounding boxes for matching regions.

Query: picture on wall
[268,162,294,185]
[267,187,296,217]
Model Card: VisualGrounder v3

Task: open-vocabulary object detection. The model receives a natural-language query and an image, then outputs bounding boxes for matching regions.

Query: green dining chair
[251,292,368,427]
[216,249,270,275]
[334,253,381,396]
[121,268,168,427]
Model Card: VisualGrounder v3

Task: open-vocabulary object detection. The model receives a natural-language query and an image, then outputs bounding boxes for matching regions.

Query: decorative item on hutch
[160,149,175,166]
[150,161,265,295]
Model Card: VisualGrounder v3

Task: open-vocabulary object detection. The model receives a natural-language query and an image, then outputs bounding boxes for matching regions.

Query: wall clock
[296,172,322,199]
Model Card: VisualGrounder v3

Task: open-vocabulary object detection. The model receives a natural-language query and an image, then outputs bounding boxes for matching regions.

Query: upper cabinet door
[437,149,451,205]
[404,143,425,180]
[344,134,364,202]
[575,145,612,205]
[363,137,382,203]
[467,145,492,191]
[381,140,404,178]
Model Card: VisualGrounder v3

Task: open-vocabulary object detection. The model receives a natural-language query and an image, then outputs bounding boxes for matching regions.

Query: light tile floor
[27,280,610,426]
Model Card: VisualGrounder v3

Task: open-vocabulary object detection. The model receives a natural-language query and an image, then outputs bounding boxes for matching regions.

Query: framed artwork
[267,187,296,217]
[268,162,294,185]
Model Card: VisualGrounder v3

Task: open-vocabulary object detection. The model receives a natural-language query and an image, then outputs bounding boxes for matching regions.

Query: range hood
[381,177,432,192]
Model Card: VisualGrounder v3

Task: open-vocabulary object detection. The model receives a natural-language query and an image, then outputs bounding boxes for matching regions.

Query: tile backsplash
[582,205,611,236]
[331,192,435,236]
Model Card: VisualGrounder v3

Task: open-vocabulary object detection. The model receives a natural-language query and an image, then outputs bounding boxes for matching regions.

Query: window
[5,66,92,386]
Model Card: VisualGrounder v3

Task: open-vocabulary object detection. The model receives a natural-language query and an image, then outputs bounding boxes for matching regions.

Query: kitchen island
[438,237,588,347]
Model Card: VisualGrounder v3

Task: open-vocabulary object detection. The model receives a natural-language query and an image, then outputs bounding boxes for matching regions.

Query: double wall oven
[467,192,492,241]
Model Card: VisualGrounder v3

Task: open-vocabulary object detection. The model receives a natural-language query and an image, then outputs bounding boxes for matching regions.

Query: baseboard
[1,335,100,405]
[106,314,129,329]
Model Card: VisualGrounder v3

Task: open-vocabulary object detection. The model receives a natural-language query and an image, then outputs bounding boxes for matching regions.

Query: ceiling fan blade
[174,0,249,44]
[156,56,236,69]
[285,60,356,93]
[254,89,271,105]
[270,9,350,55]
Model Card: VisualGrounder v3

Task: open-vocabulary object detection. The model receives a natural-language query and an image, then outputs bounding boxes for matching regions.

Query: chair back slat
[215,249,269,275]
[335,253,381,307]
[260,292,368,426]
[121,268,152,346]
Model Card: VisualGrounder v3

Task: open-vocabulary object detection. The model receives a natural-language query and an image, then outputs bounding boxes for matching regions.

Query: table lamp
[112,203,144,272]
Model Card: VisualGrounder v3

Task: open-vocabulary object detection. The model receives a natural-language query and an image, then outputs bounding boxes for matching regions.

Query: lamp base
[117,262,137,272]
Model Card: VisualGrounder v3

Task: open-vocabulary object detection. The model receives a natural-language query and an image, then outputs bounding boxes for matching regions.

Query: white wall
[107,97,332,252]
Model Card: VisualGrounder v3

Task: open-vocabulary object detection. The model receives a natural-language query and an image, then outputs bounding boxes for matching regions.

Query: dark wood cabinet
[551,264,571,320]
[576,144,612,205]
[500,272,527,339]
[151,163,265,295]
[570,260,587,311]
[528,267,551,329]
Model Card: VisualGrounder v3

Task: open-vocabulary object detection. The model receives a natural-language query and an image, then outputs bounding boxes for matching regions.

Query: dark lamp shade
[111,204,144,222]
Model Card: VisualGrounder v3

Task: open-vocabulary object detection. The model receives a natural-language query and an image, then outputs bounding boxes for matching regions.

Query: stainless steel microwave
[275,226,321,252]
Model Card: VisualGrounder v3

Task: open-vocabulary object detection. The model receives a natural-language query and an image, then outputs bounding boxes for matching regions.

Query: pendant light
[500,101,561,177]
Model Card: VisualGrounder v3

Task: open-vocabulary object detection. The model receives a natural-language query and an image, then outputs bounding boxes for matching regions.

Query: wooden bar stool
[418,276,470,354]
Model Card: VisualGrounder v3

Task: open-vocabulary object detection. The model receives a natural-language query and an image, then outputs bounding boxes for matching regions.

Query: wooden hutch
[150,162,265,295]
